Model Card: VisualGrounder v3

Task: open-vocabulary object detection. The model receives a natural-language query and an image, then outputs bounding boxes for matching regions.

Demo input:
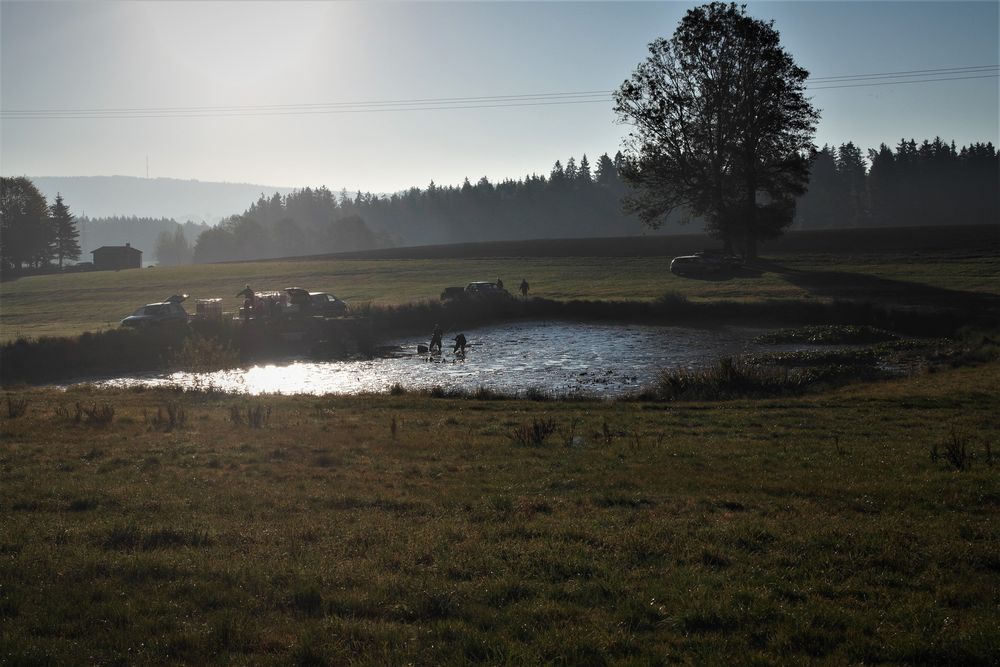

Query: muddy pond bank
[2,295,980,387]
[80,321,897,398]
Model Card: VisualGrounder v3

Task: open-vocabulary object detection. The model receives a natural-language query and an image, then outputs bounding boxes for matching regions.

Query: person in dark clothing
[496,277,504,290]
[519,278,529,297]
[453,333,467,354]
[236,284,255,318]
[430,324,443,353]
[267,295,281,318]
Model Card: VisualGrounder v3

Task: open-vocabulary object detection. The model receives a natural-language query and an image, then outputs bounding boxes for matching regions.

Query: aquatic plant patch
[753,324,901,345]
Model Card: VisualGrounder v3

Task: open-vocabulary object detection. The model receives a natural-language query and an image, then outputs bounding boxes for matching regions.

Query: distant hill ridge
[29,175,307,223]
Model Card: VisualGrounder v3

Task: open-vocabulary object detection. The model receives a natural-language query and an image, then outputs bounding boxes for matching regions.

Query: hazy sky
[2,1,997,192]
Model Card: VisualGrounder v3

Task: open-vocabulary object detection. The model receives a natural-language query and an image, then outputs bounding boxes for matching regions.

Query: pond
[85,320,818,398]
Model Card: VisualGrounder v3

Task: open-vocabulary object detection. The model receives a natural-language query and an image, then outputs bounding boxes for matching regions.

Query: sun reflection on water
[89,321,780,397]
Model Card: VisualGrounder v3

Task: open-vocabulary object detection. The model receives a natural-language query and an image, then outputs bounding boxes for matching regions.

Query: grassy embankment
[1,256,818,341]
[2,233,998,341]
[2,359,998,664]
[3,232,997,386]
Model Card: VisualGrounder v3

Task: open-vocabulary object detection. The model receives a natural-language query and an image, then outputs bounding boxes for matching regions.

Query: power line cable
[806,73,998,91]
[2,67,996,119]
[806,64,998,82]
[1,90,615,115]
[1,97,616,120]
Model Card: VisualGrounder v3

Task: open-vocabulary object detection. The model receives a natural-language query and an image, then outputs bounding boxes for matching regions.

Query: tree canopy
[0,177,84,275]
[613,2,819,257]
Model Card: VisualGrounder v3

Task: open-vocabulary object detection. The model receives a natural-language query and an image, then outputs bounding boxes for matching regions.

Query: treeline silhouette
[350,153,637,246]
[5,138,996,272]
[191,140,997,263]
[1,177,80,275]
[798,138,998,229]
[191,153,644,263]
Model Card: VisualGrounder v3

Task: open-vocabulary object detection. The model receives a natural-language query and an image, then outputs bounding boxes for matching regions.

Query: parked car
[440,286,466,301]
[464,282,513,299]
[285,287,348,317]
[669,251,742,277]
[120,294,189,328]
[441,282,512,301]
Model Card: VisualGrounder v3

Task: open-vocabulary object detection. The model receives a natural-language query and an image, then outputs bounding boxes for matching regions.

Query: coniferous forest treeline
[192,153,633,263]
[3,138,997,273]
[798,138,999,229]
[192,140,998,263]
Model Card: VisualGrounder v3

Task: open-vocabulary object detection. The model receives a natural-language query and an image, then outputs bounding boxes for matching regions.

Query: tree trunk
[744,165,758,261]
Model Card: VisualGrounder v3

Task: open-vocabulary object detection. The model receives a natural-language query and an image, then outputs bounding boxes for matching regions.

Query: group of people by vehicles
[235,285,348,321]
[122,278,533,363]
[441,277,531,301]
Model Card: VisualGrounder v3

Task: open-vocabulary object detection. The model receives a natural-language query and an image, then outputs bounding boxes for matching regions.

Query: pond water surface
[87,321,814,398]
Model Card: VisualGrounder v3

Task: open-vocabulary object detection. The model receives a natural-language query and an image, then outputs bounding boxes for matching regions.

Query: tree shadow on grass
[674,266,766,282]
[757,260,1000,312]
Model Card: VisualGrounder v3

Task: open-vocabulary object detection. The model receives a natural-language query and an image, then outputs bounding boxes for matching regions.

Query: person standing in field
[453,333,467,354]
[496,277,503,290]
[237,284,255,320]
[519,278,529,298]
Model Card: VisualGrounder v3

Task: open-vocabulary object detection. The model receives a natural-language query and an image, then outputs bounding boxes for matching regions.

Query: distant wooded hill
[29,176,301,223]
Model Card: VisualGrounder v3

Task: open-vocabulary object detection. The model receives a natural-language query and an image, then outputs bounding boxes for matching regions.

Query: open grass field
[2,227,999,341]
[2,360,998,664]
[2,225,998,663]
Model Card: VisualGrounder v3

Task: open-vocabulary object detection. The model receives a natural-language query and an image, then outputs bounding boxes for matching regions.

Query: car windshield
[133,304,166,316]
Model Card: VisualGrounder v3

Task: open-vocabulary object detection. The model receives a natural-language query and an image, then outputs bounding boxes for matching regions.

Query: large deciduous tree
[613,2,818,258]
[0,177,52,273]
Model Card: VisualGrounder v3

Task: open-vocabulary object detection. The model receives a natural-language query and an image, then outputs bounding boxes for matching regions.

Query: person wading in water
[430,324,443,353]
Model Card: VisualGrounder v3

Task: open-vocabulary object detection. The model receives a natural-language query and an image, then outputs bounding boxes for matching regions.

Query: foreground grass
[3,250,998,341]
[2,362,998,664]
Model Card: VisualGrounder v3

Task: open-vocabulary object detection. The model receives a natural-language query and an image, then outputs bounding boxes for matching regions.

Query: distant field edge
[226,223,1000,263]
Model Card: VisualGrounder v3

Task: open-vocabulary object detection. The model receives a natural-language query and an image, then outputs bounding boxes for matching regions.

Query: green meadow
[2,250,998,341]
[2,360,998,665]
[2,230,999,663]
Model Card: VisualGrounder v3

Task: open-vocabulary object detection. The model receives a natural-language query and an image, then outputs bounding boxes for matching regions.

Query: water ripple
[89,321,792,397]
